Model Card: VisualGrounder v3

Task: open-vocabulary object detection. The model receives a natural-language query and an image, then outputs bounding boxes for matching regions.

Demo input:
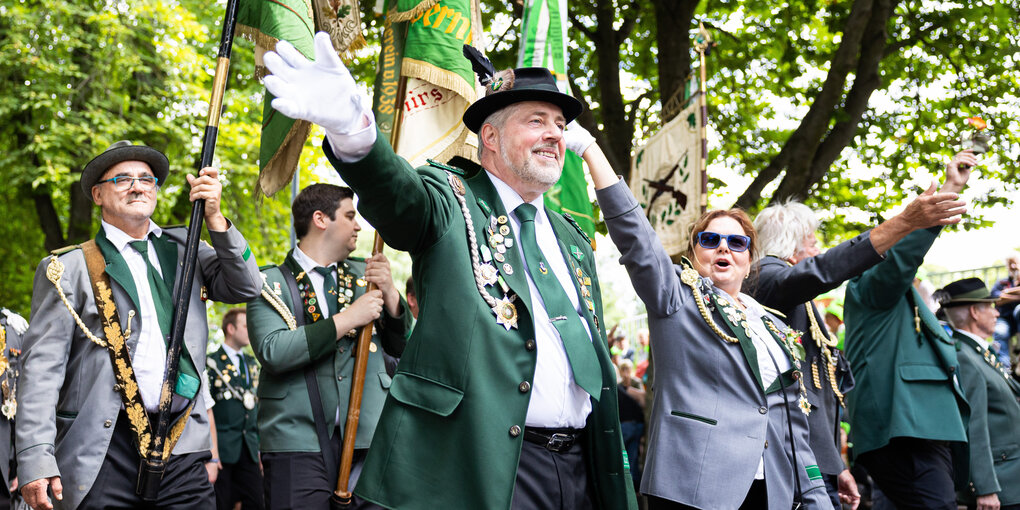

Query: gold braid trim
[806,302,845,407]
[680,267,739,344]
[260,281,297,331]
[0,326,7,376]
[161,400,197,460]
[46,257,106,347]
[811,359,821,389]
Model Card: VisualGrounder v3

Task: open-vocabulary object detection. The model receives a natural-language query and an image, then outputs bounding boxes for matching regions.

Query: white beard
[499,138,562,189]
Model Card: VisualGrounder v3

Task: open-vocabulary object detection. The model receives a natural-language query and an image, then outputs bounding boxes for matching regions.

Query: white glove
[563,121,596,157]
[263,32,372,136]
[2,309,27,335]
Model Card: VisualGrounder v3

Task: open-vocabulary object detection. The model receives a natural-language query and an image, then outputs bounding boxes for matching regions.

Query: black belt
[523,427,584,453]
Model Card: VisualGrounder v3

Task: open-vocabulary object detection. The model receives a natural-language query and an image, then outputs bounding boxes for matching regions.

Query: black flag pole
[136,0,241,499]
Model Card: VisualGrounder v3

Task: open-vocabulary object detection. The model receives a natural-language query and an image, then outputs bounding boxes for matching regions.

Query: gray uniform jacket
[598,181,831,509]
[744,234,881,475]
[17,224,261,510]
[0,310,25,488]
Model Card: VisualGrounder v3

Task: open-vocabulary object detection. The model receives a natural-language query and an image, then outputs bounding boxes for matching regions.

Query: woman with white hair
[743,190,970,509]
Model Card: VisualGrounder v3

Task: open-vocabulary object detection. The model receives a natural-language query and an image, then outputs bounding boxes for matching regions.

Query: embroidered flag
[630,76,703,257]
[385,0,480,164]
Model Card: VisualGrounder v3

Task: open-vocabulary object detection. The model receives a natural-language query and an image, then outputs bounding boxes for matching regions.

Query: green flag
[386,0,477,164]
[517,0,595,237]
[238,0,366,196]
[372,0,407,141]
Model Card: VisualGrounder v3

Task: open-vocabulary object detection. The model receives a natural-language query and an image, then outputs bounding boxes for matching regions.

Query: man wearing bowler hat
[939,278,1020,510]
[258,33,637,509]
[17,141,262,510]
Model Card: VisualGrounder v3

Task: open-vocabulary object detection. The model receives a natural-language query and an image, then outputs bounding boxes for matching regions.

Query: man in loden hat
[17,142,262,510]
[939,277,1020,510]
[257,33,637,510]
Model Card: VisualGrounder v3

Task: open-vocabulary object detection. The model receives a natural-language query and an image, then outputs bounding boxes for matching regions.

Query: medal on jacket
[243,392,256,410]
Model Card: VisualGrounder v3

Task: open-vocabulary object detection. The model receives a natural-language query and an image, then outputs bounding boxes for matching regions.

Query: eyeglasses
[695,231,751,252]
[97,175,159,191]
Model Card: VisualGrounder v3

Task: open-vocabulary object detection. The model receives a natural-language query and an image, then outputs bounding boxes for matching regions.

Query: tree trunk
[654,0,699,123]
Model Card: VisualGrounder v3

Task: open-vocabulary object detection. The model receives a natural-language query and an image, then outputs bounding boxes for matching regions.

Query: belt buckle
[545,433,573,452]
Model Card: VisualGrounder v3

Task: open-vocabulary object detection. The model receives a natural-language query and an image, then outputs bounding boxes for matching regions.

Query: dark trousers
[214,439,264,510]
[262,429,380,510]
[78,411,215,510]
[856,437,956,510]
[510,437,594,510]
[646,479,767,510]
[822,473,841,509]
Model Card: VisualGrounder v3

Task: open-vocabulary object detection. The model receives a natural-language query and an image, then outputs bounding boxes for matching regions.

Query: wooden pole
[694,22,712,214]
[332,75,409,507]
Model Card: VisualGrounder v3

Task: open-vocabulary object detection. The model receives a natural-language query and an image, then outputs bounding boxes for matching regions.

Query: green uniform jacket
[247,252,409,452]
[953,330,1020,505]
[207,346,259,463]
[844,227,969,458]
[324,134,637,510]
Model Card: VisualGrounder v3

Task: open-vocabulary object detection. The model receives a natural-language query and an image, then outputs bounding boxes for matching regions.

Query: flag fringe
[256,120,312,197]
[389,0,437,22]
[401,58,476,102]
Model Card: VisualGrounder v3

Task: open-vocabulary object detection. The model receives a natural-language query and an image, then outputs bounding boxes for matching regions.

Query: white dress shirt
[489,173,594,428]
[222,343,248,384]
[102,220,174,413]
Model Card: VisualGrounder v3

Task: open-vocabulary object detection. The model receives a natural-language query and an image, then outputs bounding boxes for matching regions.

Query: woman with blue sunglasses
[564,124,832,510]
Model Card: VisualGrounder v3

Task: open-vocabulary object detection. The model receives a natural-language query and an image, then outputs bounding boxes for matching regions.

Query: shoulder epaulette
[163,224,186,231]
[561,213,592,245]
[761,305,787,319]
[50,244,81,256]
[346,256,366,263]
[259,263,279,271]
[427,158,466,176]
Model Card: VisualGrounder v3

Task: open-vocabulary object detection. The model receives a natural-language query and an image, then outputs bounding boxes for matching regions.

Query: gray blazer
[0,309,25,488]
[17,225,261,510]
[744,235,881,475]
[598,181,831,509]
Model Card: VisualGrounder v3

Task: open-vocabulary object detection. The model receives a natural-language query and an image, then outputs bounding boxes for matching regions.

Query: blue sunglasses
[695,231,751,252]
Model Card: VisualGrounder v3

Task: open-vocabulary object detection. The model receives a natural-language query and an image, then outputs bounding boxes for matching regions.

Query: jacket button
[518,381,531,393]
[337,375,343,381]
[764,440,768,449]
[509,425,521,437]
[525,339,536,351]
[758,406,767,415]
[104,420,113,428]
[949,366,956,373]
[113,384,121,392]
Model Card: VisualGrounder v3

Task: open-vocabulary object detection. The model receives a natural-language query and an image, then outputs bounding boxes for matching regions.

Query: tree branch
[569,14,597,40]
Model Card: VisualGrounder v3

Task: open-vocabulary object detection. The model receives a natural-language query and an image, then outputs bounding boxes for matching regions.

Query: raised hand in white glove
[2,309,28,335]
[263,32,371,136]
[563,121,596,157]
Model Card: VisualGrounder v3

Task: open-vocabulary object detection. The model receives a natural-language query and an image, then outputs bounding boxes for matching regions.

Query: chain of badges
[208,355,258,410]
[297,265,363,338]
[446,171,521,330]
[0,326,17,419]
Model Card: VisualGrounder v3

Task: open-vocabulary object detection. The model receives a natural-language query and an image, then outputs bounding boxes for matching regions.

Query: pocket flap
[993,443,1019,462]
[899,364,949,381]
[389,372,464,417]
[257,383,289,399]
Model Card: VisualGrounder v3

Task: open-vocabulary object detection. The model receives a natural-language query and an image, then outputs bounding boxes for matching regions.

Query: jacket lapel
[708,291,764,391]
[281,251,317,324]
[465,172,533,315]
[95,228,140,313]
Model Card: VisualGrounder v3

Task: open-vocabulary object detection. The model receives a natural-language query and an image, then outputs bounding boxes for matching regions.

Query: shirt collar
[956,328,993,348]
[222,343,241,359]
[292,246,337,274]
[101,220,163,252]
[486,171,547,225]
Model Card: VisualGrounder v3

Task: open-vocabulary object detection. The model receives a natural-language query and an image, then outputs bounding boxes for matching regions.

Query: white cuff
[326,111,378,163]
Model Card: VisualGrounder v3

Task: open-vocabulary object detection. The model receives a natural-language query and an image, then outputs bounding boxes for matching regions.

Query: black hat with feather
[461,45,583,133]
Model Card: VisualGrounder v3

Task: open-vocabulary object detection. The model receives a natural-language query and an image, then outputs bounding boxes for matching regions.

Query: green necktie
[129,239,172,338]
[514,203,602,400]
[313,266,339,317]
[130,237,199,399]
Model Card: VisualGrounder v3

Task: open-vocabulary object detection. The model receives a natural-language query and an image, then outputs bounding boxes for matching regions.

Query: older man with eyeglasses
[17,141,262,510]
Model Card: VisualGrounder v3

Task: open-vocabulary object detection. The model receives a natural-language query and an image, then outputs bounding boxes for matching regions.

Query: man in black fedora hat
[939,277,1020,510]
[17,141,262,510]
[257,32,637,509]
